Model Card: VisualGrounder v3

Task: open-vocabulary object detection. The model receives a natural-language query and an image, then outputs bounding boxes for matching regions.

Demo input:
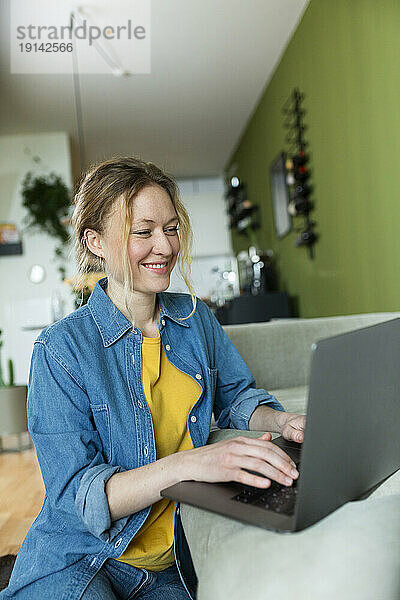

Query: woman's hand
[280,413,306,443]
[180,432,299,489]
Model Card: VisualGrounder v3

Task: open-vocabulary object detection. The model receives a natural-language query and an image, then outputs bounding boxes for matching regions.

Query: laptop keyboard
[232,477,299,516]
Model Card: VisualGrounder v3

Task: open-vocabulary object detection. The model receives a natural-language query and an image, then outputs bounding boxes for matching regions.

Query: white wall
[170,176,236,298]
[176,177,231,257]
[0,132,74,385]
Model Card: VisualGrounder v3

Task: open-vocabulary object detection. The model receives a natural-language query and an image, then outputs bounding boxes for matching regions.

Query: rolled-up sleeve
[200,302,284,430]
[75,463,126,540]
[28,341,128,542]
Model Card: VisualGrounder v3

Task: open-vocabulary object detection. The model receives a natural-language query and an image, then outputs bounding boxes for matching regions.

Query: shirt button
[161,319,166,326]
[114,538,122,548]
[144,446,149,456]
[138,401,142,409]
[165,344,171,351]
[195,373,202,380]
[190,415,197,423]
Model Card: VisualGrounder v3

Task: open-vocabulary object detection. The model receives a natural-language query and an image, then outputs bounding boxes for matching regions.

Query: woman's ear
[84,229,105,259]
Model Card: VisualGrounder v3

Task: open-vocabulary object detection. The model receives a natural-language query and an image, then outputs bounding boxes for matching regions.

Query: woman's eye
[165,226,179,235]
[131,226,179,236]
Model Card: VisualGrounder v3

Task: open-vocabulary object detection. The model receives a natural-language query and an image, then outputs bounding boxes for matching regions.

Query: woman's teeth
[143,263,167,269]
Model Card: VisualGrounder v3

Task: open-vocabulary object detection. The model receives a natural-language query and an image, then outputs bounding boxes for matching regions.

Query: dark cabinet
[215,293,291,325]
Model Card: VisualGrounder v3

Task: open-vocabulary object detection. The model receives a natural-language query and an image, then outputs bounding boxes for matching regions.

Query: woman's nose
[152,231,174,255]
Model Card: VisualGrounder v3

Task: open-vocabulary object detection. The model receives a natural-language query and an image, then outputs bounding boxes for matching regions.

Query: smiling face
[88,185,180,294]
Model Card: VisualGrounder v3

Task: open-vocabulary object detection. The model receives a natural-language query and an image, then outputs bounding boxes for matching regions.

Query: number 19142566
[19,42,73,52]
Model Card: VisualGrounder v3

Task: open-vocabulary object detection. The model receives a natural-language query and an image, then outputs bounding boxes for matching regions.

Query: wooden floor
[0,437,45,556]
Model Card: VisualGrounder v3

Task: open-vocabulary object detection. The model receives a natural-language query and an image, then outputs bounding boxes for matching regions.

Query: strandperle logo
[15,20,147,46]
[10,0,151,74]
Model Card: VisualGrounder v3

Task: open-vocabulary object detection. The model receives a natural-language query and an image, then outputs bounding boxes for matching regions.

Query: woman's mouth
[141,262,169,274]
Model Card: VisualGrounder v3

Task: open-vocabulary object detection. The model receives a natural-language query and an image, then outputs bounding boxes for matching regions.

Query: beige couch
[181,312,400,600]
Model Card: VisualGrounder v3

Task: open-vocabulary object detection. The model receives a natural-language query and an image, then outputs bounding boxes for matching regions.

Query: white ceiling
[0,0,309,178]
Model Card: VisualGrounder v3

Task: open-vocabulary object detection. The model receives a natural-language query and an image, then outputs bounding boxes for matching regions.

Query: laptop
[161,318,400,532]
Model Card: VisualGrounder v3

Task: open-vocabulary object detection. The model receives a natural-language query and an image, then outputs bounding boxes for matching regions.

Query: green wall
[227,0,400,317]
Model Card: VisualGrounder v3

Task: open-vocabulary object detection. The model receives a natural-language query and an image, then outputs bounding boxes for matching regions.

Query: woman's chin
[142,275,172,294]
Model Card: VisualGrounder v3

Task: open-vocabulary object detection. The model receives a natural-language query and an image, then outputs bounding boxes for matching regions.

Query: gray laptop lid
[294,317,400,530]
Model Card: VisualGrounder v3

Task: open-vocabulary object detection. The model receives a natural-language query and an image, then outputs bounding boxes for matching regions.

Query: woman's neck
[106,276,160,337]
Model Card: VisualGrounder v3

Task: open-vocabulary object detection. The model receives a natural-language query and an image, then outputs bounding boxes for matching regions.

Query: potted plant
[21,171,71,282]
[0,329,29,452]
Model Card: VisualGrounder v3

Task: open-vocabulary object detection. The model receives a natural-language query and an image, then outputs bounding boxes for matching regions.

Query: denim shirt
[2,278,283,599]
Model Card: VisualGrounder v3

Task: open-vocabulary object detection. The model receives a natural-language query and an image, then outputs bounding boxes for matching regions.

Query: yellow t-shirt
[117,334,202,571]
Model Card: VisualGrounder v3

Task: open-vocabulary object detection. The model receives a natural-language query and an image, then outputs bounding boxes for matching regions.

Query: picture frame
[0,223,23,256]
[269,152,291,238]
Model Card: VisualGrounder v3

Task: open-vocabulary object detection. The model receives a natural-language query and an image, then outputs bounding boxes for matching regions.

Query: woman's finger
[283,426,304,443]
[231,455,294,487]
[234,435,297,467]
[233,467,271,489]
[225,438,298,480]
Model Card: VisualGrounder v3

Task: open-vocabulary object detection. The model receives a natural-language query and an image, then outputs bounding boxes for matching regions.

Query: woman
[2,157,305,600]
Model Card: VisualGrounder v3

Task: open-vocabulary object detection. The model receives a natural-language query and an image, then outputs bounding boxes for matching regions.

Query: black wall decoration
[283,88,318,259]
[225,177,260,237]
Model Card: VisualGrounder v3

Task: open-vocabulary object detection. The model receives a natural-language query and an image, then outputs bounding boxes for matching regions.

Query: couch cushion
[269,386,307,415]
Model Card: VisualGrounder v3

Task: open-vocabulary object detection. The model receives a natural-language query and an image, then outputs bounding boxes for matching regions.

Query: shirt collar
[88,277,189,347]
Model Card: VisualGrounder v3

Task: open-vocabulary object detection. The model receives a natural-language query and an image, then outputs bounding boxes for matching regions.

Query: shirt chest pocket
[90,403,112,463]
[207,367,218,396]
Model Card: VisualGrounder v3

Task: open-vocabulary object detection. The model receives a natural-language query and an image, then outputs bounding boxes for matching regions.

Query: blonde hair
[72,156,196,324]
